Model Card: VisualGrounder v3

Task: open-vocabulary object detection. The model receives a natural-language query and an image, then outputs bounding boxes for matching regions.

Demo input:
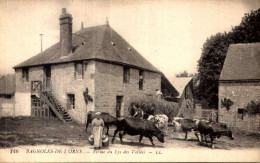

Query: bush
[245,100,260,115]
[128,96,179,120]
[221,98,234,111]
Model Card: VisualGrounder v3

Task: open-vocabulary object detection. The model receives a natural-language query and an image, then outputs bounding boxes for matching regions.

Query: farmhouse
[13,8,177,123]
[0,74,15,117]
[219,43,260,133]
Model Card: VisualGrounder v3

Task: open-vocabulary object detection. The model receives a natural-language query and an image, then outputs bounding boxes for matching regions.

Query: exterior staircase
[41,91,72,123]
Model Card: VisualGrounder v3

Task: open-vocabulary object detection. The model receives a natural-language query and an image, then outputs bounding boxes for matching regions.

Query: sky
[0,0,259,79]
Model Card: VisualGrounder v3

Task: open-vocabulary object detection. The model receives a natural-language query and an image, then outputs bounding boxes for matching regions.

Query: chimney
[59,8,72,57]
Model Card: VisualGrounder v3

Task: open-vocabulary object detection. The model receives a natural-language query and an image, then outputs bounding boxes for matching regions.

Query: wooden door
[116,96,123,118]
[31,81,49,117]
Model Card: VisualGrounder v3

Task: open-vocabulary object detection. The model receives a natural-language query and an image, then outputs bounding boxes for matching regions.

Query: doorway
[116,96,123,118]
[44,65,51,91]
[31,81,50,117]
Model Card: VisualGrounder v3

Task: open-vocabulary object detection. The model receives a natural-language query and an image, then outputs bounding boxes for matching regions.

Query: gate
[201,109,218,122]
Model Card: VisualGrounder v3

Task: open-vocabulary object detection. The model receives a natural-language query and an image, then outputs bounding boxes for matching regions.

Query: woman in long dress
[92,112,104,150]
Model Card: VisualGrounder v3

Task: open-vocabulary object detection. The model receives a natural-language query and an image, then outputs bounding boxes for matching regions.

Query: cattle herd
[86,107,234,149]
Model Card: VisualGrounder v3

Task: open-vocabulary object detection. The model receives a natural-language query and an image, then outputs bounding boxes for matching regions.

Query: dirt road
[0,117,259,149]
[0,117,259,162]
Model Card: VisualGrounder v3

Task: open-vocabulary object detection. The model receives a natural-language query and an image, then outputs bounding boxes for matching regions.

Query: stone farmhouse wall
[15,61,95,123]
[15,60,161,123]
[15,66,43,116]
[94,61,161,117]
[51,61,95,123]
[218,82,260,133]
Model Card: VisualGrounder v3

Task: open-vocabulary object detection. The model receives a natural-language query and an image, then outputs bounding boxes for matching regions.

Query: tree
[231,9,260,43]
[176,70,189,77]
[197,9,260,109]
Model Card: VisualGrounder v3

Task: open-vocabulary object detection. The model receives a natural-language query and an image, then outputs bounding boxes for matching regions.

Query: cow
[171,117,200,141]
[86,111,118,135]
[148,114,169,135]
[111,117,165,147]
[197,121,234,149]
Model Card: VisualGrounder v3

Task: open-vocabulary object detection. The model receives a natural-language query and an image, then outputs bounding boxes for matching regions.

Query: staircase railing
[41,91,72,123]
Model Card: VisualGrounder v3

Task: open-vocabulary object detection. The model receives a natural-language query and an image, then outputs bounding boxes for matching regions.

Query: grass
[0,116,89,148]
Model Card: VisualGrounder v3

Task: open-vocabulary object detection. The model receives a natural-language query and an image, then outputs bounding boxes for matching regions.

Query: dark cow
[86,111,118,135]
[171,117,200,140]
[111,117,164,146]
[197,121,234,149]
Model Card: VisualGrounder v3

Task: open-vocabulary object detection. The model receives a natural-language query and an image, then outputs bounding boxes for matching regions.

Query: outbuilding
[167,77,195,118]
[0,74,15,117]
[219,43,260,133]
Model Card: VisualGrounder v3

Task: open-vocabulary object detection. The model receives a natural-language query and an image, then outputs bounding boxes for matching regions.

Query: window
[22,68,29,82]
[67,94,75,109]
[123,67,130,83]
[75,62,83,79]
[139,70,144,90]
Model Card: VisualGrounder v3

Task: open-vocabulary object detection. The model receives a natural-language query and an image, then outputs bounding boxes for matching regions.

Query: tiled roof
[0,74,15,95]
[220,43,260,81]
[168,77,193,98]
[14,25,160,73]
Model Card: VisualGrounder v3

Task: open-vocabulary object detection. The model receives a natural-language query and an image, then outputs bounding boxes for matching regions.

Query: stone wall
[15,66,44,93]
[176,84,195,119]
[14,60,161,123]
[15,66,44,116]
[94,61,161,117]
[14,61,95,123]
[218,82,260,133]
[51,61,95,123]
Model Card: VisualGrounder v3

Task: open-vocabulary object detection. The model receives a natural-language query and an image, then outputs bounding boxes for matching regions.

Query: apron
[92,118,104,147]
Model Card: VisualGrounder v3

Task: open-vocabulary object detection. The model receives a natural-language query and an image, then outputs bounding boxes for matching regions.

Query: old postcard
[0,0,259,162]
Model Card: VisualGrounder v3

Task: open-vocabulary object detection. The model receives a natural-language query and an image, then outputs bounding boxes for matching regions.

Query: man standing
[92,112,104,150]
[156,89,163,100]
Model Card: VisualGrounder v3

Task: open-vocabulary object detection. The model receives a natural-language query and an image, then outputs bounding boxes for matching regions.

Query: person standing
[92,112,104,150]
[156,89,163,100]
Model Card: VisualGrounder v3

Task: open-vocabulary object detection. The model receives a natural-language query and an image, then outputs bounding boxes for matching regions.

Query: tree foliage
[197,9,260,109]
[176,70,189,77]
[245,100,260,115]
